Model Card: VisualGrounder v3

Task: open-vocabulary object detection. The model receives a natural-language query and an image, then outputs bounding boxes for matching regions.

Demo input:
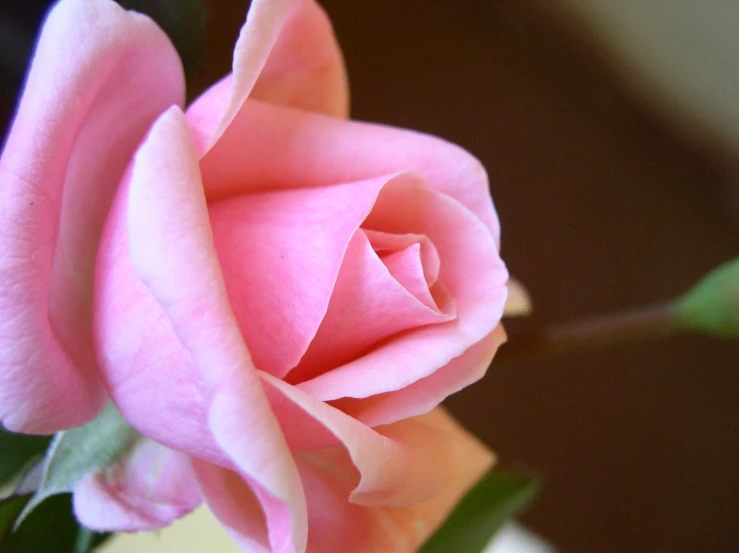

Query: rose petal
[193,99,501,246]
[123,107,306,552]
[0,0,184,433]
[250,0,349,118]
[364,230,441,287]
[296,408,494,553]
[74,439,201,532]
[261,374,469,507]
[192,461,270,553]
[286,229,453,384]
[209,179,388,379]
[298,173,507,401]
[188,0,347,153]
[330,325,506,426]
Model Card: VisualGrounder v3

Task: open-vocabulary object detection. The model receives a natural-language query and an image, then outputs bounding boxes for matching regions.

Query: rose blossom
[0,0,509,551]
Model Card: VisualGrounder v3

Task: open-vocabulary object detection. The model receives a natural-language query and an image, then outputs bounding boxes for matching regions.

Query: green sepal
[15,403,138,527]
[114,0,208,80]
[674,257,739,337]
[419,468,540,553]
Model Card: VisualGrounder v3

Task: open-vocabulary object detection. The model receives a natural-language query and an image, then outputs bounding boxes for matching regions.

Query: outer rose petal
[298,411,492,553]
[74,439,201,532]
[331,325,507,427]
[250,0,349,118]
[262,374,471,507]
[189,0,347,153]
[190,99,501,246]
[194,408,493,553]
[0,0,185,433]
[120,107,307,553]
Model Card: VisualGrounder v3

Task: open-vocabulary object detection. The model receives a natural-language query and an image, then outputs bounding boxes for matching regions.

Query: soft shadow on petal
[124,108,307,553]
[195,100,501,244]
[74,439,201,532]
[192,461,271,553]
[0,0,184,433]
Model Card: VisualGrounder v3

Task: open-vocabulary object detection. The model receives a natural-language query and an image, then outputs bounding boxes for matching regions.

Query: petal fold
[123,107,307,553]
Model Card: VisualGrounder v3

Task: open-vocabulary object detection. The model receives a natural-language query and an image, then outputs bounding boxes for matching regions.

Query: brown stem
[496,301,679,361]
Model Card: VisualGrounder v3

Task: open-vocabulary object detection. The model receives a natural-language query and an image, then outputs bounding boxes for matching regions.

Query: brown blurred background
[1,1,737,552]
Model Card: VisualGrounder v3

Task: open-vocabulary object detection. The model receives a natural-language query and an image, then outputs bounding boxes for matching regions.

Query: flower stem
[497,301,679,361]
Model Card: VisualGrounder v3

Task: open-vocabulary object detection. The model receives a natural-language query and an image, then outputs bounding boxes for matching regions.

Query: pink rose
[0,0,509,551]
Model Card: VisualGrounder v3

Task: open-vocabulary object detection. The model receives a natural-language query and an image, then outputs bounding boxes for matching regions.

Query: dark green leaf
[115,0,208,79]
[419,468,540,553]
[0,493,110,553]
[0,429,51,486]
[16,403,138,526]
[0,495,29,543]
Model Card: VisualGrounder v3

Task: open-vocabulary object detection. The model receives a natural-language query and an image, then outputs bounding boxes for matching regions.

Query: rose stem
[496,301,679,361]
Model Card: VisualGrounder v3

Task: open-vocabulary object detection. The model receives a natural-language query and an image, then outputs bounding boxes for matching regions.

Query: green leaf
[674,257,739,337]
[0,429,51,486]
[0,493,111,553]
[0,495,29,543]
[15,403,138,527]
[419,468,540,553]
[115,0,208,79]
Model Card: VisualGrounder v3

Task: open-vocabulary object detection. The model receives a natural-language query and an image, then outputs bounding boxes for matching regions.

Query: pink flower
[0,0,509,551]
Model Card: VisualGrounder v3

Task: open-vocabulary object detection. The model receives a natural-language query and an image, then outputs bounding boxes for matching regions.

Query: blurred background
[1,1,737,552]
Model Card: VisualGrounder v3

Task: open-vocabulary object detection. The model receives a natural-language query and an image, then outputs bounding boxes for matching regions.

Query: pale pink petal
[262,374,470,507]
[299,173,507,401]
[209,179,387,379]
[194,99,500,244]
[74,439,201,532]
[0,0,184,433]
[203,0,300,148]
[364,230,441,287]
[190,0,347,153]
[296,408,493,553]
[330,325,507,426]
[250,0,349,118]
[122,107,306,552]
[286,229,453,384]
[95,181,223,466]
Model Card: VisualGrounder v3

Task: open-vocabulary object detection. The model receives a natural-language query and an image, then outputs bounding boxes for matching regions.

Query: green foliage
[419,468,540,553]
[16,403,138,526]
[0,494,110,553]
[114,0,208,79]
[0,429,51,486]
[674,257,739,337]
